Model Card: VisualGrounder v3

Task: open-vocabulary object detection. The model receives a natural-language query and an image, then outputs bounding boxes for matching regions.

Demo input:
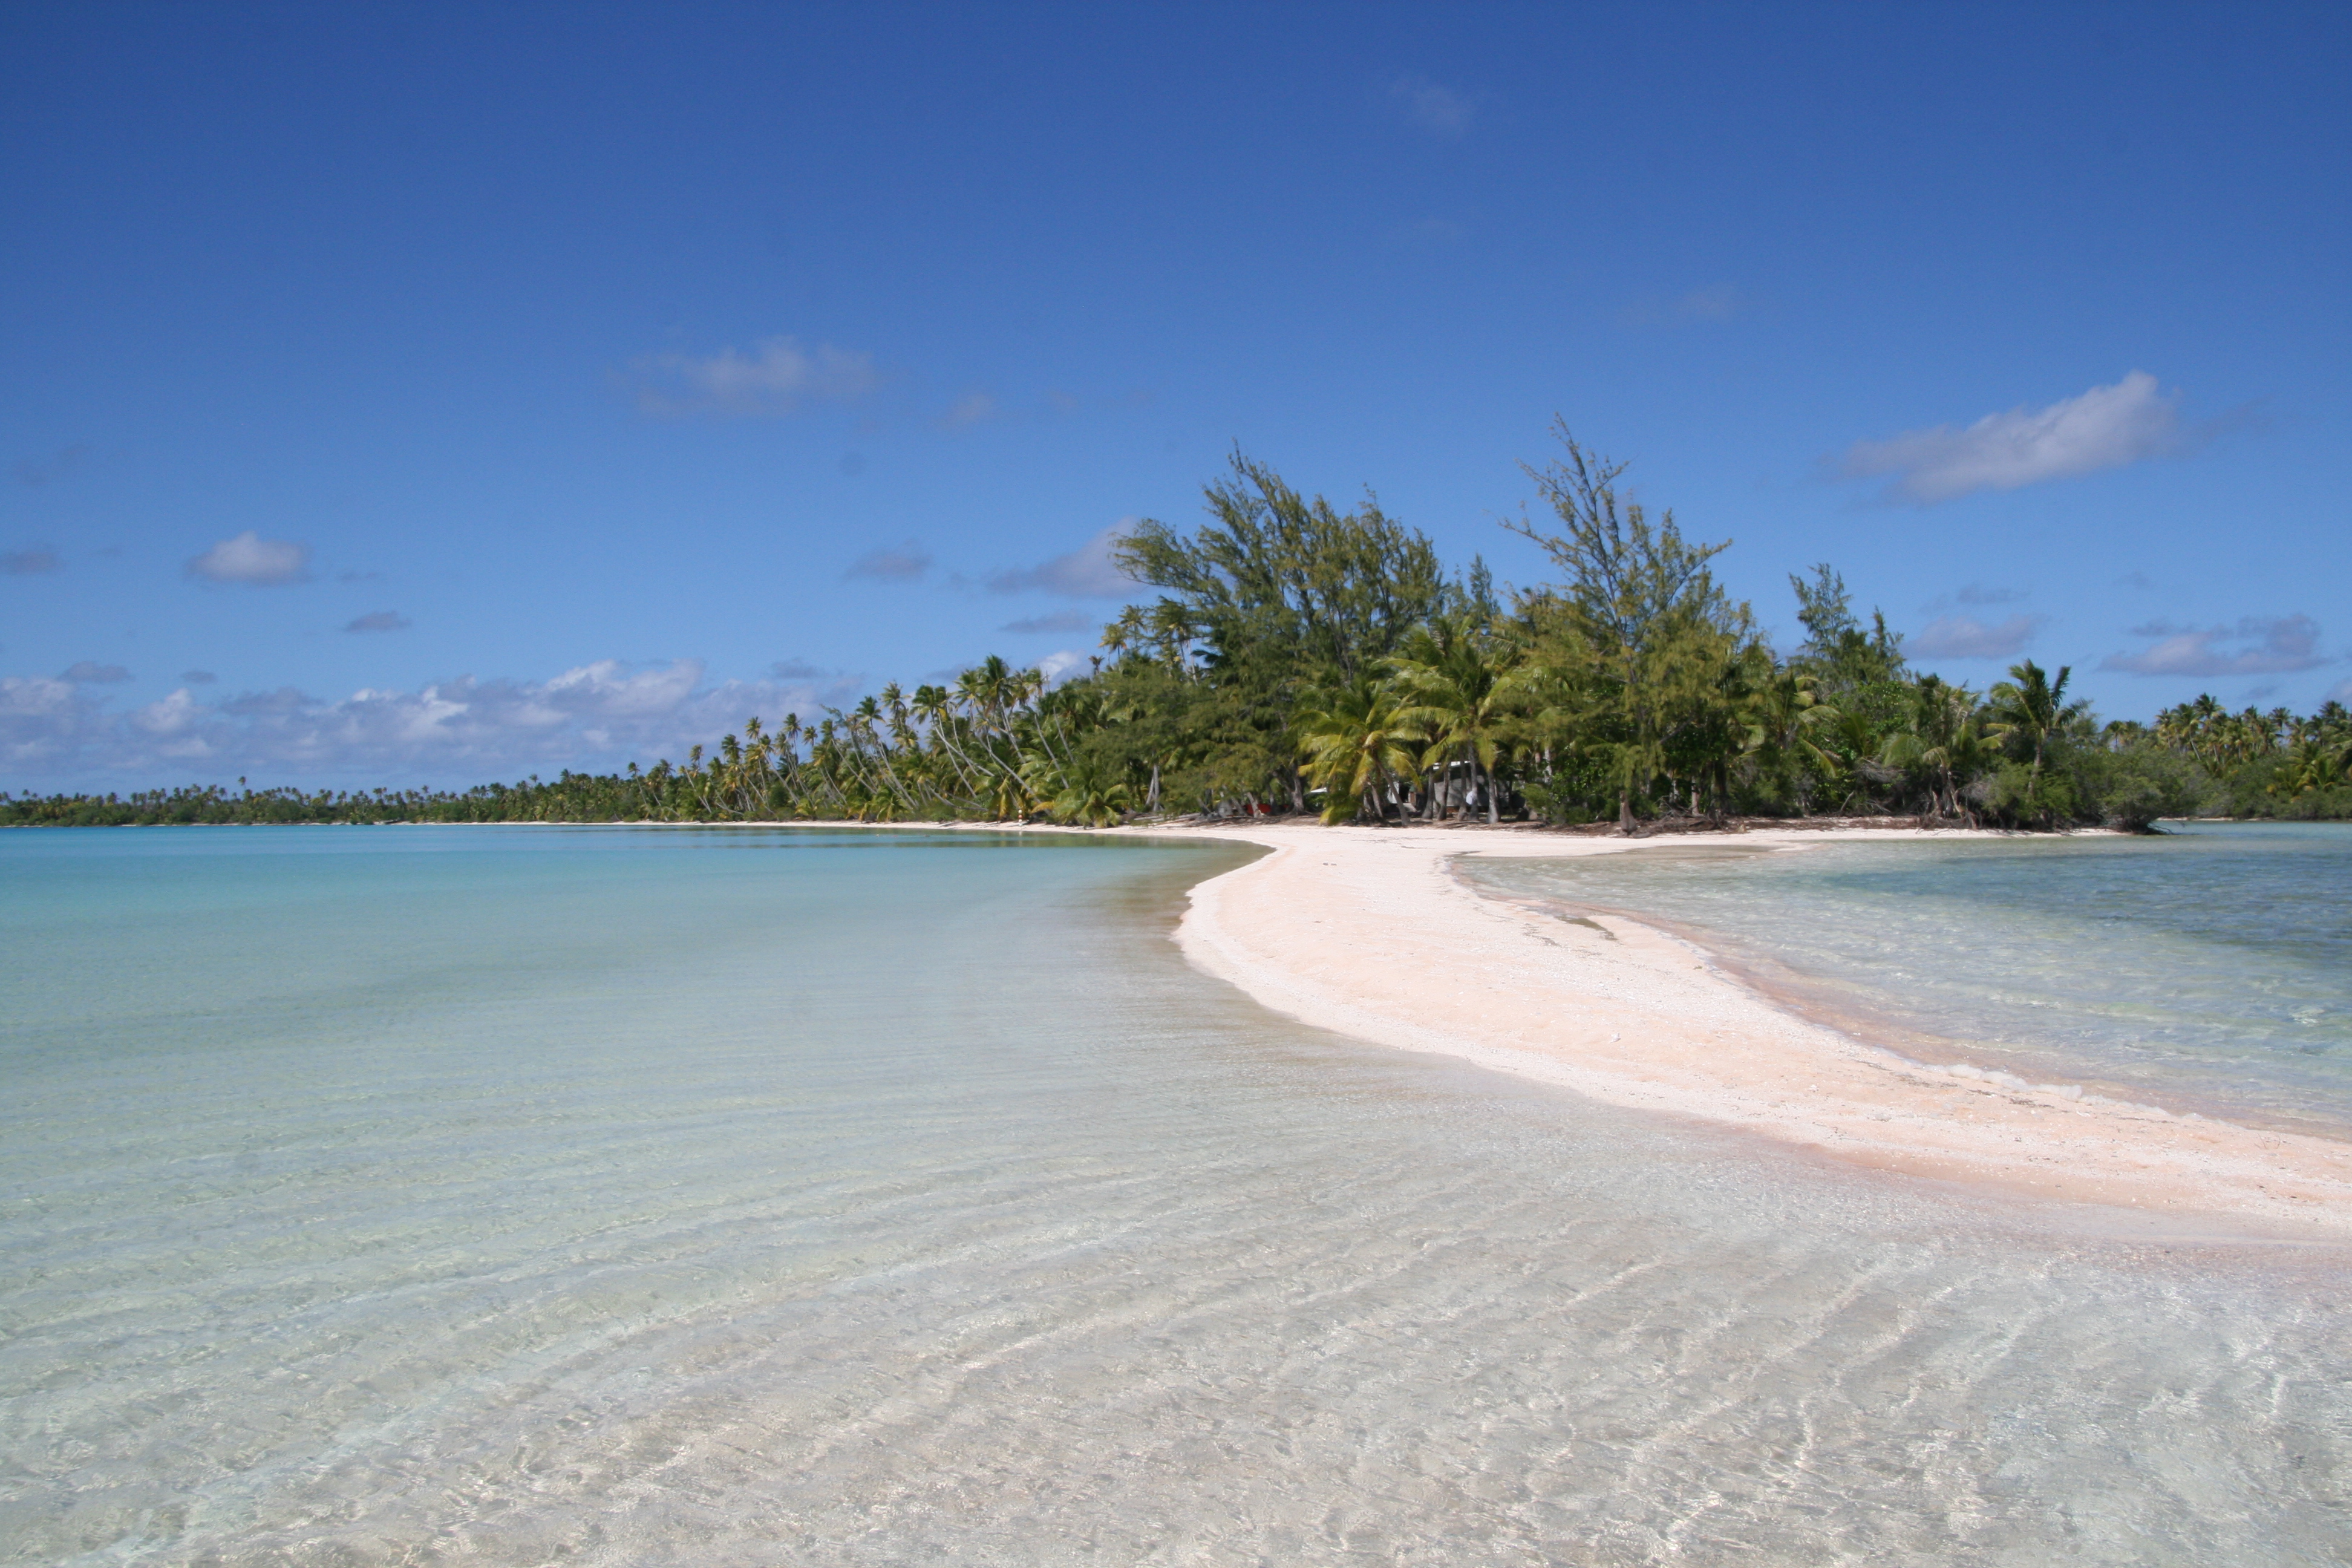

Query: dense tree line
[7,431,2348,832]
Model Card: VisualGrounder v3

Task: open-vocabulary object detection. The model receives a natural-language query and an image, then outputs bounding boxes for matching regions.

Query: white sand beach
[1154,820,2352,1241]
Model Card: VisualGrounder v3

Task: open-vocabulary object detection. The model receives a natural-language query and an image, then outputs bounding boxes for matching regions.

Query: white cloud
[0,659,864,786]
[987,525,1136,598]
[1037,649,1092,687]
[60,661,132,683]
[1841,371,2184,505]
[3,547,60,575]
[344,610,411,633]
[186,531,312,585]
[844,541,932,583]
[1,676,106,770]
[2099,615,2328,678]
[1390,76,1474,136]
[1910,614,2043,660]
[635,336,880,417]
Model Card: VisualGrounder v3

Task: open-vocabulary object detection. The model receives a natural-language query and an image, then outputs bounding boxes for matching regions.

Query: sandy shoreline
[1140,820,2352,1243]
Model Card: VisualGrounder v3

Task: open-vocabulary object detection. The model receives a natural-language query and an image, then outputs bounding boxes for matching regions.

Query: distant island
[7,428,2348,832]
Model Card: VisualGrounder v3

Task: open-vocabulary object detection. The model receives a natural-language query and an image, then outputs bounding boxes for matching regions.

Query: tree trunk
[1618,789,1635,835]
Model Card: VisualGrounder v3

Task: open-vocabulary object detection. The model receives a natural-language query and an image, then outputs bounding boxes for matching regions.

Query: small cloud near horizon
[60,661,132,683]
[0,657,871,784]
[2100,614,2328,678]
[845,541,933,583]
[344,610,411,633]
[1910,614,2044,660]
[181,670,218,684]
[187,531,311,586]
[769,659,838,681]
[3,546,61,575]
[1839,371,2194,505]
[633,336,881,418]
[987,526,1135,598]
[1956,583,2026,606]
[1389,75,1474,137]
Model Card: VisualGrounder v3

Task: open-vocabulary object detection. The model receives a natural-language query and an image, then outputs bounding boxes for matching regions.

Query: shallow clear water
[1463,822,2352,1136]
[1,826,2347,1566]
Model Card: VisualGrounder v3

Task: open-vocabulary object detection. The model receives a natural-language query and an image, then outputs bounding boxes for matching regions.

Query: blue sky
[4,2,2347,788]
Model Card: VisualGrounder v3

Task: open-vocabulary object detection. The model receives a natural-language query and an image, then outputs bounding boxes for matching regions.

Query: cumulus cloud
[634,336,881,417]
[2,547,60,575]
[186,531,312,585]
[1036,649,1093,687]
[844,542,932,583]
[986,526,1135,598]
[1390,75,1474,136]
[344,610,411,633]
[1000,609,1094,635]
[2100,615,2328,678]
[1910,614,2043,660]
[1840,371,2187,505]
[1,658,863,785]
[60,661,132,684]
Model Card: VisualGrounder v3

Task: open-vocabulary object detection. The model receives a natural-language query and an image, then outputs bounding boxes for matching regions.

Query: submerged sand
[1154,821,2352,1242]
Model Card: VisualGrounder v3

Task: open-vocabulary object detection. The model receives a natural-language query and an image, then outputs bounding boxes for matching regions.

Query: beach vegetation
[8,439,2348,832]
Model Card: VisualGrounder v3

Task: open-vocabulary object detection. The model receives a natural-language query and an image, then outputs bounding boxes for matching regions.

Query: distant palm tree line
[6,428,2347,831]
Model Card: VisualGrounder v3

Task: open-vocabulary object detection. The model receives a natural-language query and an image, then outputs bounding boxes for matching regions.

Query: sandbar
[1152,820,2352,1242]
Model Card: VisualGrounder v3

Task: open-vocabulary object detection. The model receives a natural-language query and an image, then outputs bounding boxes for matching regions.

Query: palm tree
[1045,759,1134,826]
[1986,660,2079,777]
[1880,675,1983,823]
[2273,732,2350,797]
[1296,678,1424,824]
[1384,617,1517,823]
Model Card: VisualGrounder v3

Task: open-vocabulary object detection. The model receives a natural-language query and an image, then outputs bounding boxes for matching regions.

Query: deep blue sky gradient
[4,2,2347,785]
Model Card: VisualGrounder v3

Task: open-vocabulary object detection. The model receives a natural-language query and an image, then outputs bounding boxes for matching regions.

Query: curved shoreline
[284,815,2352,1238]
[1155,821,2352,1242]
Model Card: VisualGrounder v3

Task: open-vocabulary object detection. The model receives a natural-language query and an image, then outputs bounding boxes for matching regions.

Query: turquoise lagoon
[1,825,2346,1566]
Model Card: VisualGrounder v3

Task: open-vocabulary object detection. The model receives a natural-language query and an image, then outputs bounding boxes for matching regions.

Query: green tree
[1509,423,1753,832]
[1295,678,1424,824]
[1383,616,1520,823]
[1115,452,1446,811]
